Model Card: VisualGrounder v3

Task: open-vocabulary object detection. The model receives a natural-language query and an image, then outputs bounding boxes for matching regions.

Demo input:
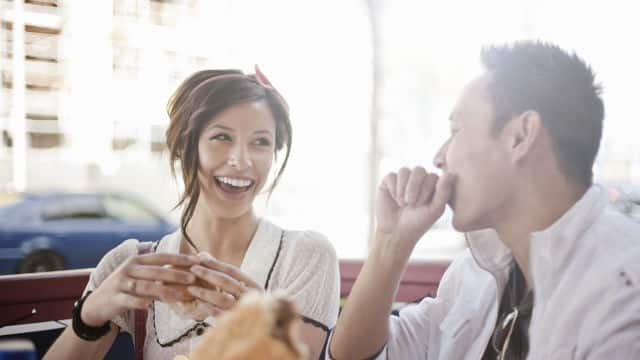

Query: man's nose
[433,141,448,170]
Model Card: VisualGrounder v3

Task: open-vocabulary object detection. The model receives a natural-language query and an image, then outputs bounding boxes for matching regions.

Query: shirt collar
[464,185,607,296]
[528,185,607,298]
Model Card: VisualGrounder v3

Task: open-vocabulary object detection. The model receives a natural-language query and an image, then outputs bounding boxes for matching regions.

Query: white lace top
[84,218,340,360]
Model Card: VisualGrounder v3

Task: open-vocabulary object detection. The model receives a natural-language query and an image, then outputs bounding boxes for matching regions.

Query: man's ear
[504,110,543,163]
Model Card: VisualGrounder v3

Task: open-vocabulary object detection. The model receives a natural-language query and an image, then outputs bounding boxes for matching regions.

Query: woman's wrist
[80,291,107,327]
[72,291,111,341]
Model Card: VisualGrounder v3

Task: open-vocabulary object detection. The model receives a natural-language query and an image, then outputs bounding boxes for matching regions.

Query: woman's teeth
[215,176,253,188]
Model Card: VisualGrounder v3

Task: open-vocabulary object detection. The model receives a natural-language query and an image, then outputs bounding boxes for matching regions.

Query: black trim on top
[264,230,285,290]
[327,340,387,360]
[148,229,287,347]
[151,299,209,347]
[301,316,331,360]
[301,315,330,333]
[149,236,208,347]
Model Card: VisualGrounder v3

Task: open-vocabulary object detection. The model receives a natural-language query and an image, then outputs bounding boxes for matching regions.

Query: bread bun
[162,265,209,321]
[168,300,209,321]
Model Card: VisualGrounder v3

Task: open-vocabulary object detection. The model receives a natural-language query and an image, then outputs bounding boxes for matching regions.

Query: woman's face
[197,100,276,218]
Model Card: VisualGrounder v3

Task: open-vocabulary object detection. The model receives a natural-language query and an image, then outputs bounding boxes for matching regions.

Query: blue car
[0,192,176,275]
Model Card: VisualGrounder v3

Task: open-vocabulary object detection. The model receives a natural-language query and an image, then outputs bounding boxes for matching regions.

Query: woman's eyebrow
[253,129,274,136]
[208,124,234,131]
[206,124,273,136]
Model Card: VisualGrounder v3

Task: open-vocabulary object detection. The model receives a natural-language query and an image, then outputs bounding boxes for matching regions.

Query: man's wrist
[370,230,416,266]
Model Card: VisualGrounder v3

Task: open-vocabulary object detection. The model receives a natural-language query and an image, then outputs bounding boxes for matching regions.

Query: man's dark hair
[481,41,604,187]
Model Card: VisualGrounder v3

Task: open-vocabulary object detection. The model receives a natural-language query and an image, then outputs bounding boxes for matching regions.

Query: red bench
[0,269,91,327]
[339,260,449,303]
[0,260,449,328]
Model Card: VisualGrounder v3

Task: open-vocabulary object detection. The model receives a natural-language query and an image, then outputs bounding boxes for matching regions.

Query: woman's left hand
[187,253,262,316]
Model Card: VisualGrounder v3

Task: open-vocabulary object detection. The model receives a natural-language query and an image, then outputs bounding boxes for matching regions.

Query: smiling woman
[194,102,278,221]
[43,68,340,360]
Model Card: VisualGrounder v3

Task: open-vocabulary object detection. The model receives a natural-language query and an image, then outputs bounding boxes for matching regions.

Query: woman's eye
[253,138,272,146]
[210,133,231,141]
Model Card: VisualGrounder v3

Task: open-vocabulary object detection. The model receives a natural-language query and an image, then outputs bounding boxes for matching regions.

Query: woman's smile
[213,175,256,200]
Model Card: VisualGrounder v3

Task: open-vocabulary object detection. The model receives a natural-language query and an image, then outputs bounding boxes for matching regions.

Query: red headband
[192,65,289,113]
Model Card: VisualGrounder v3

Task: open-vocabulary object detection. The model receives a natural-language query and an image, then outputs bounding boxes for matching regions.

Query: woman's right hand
[81,253,199,326]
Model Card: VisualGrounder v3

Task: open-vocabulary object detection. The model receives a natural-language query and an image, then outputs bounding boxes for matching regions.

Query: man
[330,41,640,359]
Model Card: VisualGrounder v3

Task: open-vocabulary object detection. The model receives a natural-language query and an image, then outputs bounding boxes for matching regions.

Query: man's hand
[375,167,456,257]
[331,168,455,359]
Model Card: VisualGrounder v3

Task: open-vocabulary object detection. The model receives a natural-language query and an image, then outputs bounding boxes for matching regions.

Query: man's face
[433,75,514,232]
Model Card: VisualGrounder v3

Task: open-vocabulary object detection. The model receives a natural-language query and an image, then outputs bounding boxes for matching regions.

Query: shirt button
[196,327,204,336]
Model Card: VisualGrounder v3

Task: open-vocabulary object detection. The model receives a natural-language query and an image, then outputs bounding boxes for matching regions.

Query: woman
[45,67,340,359]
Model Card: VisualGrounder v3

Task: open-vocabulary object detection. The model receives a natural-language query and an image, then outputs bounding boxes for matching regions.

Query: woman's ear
[504,110,543,163]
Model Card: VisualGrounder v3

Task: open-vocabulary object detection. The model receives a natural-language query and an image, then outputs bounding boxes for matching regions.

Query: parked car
[0,192,176,275]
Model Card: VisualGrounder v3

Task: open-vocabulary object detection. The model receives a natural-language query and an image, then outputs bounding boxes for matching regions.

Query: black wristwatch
[71,291,111,341]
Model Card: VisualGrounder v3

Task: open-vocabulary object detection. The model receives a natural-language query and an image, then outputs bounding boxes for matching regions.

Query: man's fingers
[416,173,439,205]
[404,167,427,206]
[431,172,457,211]
[379,172,399,205]
[396,167,411,207]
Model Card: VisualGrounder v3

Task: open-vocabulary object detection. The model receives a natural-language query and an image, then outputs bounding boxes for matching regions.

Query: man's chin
[451,214,482,233]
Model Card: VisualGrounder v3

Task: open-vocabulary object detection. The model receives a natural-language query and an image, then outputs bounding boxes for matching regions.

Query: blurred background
[0,0,638,274]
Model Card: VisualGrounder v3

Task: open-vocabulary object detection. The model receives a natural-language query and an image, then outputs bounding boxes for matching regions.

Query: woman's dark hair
[165,70,292,250]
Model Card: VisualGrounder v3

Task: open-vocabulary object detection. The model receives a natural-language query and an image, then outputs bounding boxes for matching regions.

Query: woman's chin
[211,202,255,220]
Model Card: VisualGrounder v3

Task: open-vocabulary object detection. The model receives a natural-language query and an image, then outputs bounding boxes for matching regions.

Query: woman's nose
[228,144,252,169]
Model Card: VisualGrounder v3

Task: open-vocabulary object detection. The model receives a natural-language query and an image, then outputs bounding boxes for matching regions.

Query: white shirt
[85,218,340,360]
[371,185,640,359]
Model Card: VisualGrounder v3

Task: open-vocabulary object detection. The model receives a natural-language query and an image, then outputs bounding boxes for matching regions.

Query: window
[113,0,141,18]
[150,124,165,153]
[41,196,107,220]
[112,46,140,78]
[103,195,159,224]
[28,133,62,148]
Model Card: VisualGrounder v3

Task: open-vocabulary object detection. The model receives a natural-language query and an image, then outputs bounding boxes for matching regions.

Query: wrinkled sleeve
[275,230,340,331]
[329,251,474,360]
[83,238,140,334]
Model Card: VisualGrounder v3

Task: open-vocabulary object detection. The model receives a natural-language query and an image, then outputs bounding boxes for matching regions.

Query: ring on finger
[124,279,136,292]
